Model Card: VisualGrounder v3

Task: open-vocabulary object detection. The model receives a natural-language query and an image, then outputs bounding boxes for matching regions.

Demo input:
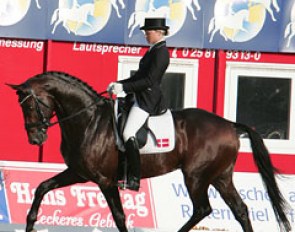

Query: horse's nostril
[31,138,39,145]
[30,137,43,145]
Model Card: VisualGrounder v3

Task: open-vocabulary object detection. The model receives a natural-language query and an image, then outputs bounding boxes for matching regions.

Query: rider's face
[144,30,164,45]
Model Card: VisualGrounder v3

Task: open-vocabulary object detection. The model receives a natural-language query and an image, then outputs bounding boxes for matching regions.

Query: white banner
[150,170,295,232]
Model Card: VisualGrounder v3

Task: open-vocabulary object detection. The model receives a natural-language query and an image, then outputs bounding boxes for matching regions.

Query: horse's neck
[55,92,109,128]
[53,90,94,121]
[47,77,110,140]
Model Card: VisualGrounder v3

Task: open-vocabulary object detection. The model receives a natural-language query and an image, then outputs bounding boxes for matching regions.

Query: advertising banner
[124,0,203,48]
[0,161,294,232]
[2,0,295,52]
[151,170,295,232]
[279,0,295,52]
[203,0,283,52]
[46,0,125,44]
[0,162,156,231]
[0,0,47,39]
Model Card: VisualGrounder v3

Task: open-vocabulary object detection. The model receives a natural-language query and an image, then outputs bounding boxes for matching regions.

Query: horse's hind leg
[213,174,253,232]
[100,186,128,232]
[178,175,212,232]
[26,168,86,232]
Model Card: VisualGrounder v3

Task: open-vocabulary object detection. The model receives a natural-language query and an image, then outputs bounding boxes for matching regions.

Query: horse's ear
[5,83,21,91]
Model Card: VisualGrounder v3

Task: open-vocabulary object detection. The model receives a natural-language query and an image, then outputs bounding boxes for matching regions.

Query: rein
[22,89,110,130]
[48,90,110,127]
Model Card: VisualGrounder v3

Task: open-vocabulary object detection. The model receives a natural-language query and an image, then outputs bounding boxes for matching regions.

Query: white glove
[107,82,123,95]
[107,82,115,92]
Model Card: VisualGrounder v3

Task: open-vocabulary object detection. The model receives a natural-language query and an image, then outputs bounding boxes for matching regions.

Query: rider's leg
[124,137,141,191]
[122,102,149,191]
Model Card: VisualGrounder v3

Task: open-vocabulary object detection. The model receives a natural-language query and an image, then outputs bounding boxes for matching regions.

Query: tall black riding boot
[125,137,141,191]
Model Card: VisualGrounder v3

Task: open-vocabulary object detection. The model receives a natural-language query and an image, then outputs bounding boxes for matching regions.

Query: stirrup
[126,177,140,191]
[117,180,127,190]
[117,178,140,191]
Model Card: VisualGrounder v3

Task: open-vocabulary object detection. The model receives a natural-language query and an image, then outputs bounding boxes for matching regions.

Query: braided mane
[35,71,102,101]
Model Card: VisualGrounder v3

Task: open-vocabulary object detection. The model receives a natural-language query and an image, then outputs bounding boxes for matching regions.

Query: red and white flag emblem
[157,138,169,148]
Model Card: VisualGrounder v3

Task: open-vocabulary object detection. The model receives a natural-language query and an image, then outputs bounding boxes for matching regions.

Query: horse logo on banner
[208,0,280,43]
[0,0,41,26]
[128,0,201,38]
[50,0,125,36]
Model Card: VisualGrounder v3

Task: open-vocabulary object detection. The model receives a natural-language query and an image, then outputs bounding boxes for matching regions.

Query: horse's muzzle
[28,128,48,145]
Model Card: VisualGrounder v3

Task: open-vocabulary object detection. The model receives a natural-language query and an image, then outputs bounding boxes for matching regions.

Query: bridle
[20,86,109,131]
[20,88,52,131]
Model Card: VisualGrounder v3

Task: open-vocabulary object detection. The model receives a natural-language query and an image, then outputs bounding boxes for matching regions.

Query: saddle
[115,95,153,148]
[114,95,175,153]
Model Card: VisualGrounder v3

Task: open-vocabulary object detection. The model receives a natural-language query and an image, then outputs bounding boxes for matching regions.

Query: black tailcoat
[119,41,170,115]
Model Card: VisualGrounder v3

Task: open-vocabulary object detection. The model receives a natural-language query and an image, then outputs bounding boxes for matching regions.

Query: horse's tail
[234,122,291,232]
[51,9,59,25]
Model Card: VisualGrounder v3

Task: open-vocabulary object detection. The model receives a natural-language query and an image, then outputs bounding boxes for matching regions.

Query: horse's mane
[34,71,102,101]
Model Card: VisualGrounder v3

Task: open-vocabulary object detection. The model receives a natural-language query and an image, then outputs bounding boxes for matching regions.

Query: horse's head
[7,81,55,146]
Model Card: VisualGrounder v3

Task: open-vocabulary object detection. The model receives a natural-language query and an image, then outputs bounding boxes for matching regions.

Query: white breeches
[123,101,149,142]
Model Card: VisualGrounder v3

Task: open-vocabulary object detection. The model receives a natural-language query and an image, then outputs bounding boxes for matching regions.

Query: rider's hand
[107,82,123,95]
[107,82,115,92]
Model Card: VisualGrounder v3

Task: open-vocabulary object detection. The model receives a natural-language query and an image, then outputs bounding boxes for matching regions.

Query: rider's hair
[156,30,169,36]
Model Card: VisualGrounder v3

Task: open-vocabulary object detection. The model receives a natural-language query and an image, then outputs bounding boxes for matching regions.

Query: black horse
[8,71,291,232]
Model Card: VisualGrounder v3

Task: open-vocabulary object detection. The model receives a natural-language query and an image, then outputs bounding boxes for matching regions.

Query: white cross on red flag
[156,138,169,148]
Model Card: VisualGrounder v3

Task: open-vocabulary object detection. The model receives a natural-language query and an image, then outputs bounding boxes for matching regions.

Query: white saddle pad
[139,109,175,154]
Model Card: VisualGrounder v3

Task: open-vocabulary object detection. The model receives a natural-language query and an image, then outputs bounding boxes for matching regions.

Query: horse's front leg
[129,25,136,38]
[51,20,61,34]
[26,168,86,232]
[187,4,197,20]
[100,185,128,232]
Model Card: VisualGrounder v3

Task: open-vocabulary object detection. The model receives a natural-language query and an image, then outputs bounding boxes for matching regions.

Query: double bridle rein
[20,87,109,131]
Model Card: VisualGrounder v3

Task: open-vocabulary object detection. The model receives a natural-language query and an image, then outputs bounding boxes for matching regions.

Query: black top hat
[140,18,169,32]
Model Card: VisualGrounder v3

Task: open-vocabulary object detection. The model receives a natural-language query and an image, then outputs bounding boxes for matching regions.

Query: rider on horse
[108,17,170,191]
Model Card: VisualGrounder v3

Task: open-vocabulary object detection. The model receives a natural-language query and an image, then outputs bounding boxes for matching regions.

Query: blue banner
[0,0,47,39]
[0,172,9,223]
[203,0,283,52]
[1,0,295,53]
[279,0,295,51]
[46,0,125,44]
[124,0,203,48]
